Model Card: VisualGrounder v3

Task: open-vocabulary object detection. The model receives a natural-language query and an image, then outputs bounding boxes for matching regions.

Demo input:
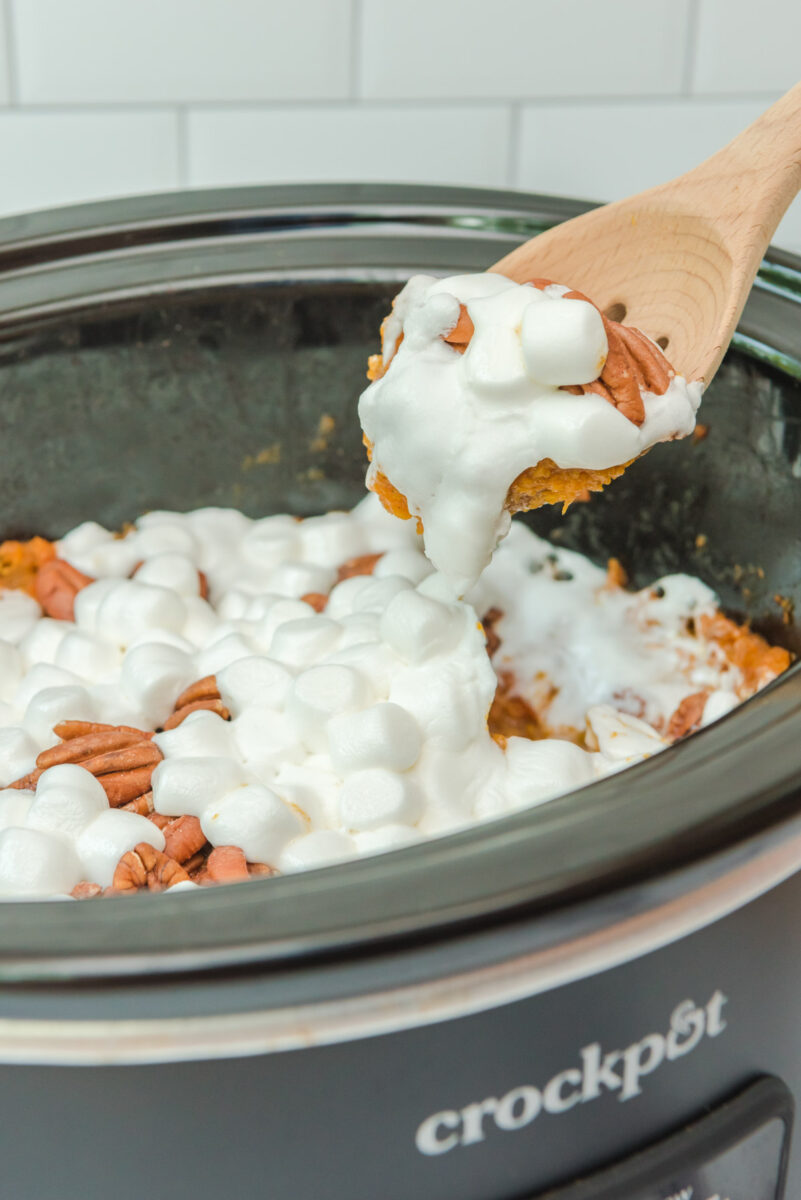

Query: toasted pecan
[667,691,709,740]
[336,553,383,582]
[163,815,207,864]
[111,842,190,893]
[163,698,230,731]
[34,558,94,621]
[206,845,250,884]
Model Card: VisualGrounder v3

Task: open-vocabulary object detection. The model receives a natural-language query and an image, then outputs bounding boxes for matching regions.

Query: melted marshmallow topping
[0,497,784,899]
[359,273,702,594]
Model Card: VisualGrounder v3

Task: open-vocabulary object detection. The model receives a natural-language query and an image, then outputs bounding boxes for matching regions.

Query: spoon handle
[679,81,801,266]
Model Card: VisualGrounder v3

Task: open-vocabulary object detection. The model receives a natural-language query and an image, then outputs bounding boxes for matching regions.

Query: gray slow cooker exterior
[0,185,800,1199]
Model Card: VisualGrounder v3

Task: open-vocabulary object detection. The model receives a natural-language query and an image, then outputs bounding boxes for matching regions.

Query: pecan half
[206,845,250,884]
[164,676,230,730]
[337,553,383,582]
[301,591,328,613]
[666,691,709,740]
[111,842,190,893]
[162,814,207,864]
[10,721,162,809]
[34,558,95,621]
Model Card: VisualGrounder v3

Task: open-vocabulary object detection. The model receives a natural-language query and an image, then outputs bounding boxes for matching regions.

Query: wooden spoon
[491,83,801,385]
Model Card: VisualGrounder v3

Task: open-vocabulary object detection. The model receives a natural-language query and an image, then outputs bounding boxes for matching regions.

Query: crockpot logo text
[416,991,728,1156]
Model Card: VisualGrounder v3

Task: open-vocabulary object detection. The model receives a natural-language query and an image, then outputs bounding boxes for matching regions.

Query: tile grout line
[0,92,784,116]
[682,0,702,96]
[349,0,363,101]
[175,105,189,187]
[506,102,522,189]
[2,0,19,105]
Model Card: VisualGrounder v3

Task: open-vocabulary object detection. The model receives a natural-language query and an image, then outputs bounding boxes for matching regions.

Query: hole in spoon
[656,336,669,350]
[604,302,627,322]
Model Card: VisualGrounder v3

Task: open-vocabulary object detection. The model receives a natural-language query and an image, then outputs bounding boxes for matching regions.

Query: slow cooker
[0,184,800,1200]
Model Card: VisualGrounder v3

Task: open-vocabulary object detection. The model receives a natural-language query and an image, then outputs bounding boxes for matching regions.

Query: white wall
[1,0,800,250]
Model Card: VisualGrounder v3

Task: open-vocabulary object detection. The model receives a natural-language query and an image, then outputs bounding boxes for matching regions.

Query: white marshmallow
[265,562,336,599]
[272,761,340,826]
[504,736,597,809]
[241,517,300,570]
[324,642,397,700]
[0,787,34,831]
[18,619,71,668]
[337,612,381,648]
[339,768,422,831]
[76,809,165,888]
[14,663,81,713]
[55,630,122,682]
[286,664,370,751]
[130,521,198,561]
[0,727,38,787]
[0,591,41,645]
[181,597,221,647]
[279,829,356,872]
[151,755,248,819]
[120,642,195,727]
[28,765,108,839]
[94,580,187,648]
[327,702,422,774]
[373,548,431,585]
[201,783,306,862]
[252,599,317,648]
[0,641,23,702]
[352,824,422,855]
[0,827,81,896]
[23,685,97,747]
[217,656,293,714]
[196,632,256,677]
[297,513,368,567]
[521,296,608,386]
[134,554,203,598]
[324,575,374,620]
[268,617,342,670]
[379,589,460,663]
[155,710,233,759]
[351,575,412,615]
[230,708,304,776]
[587,704,668,763]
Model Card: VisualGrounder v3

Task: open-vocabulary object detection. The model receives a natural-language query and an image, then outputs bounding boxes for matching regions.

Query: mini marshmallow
[0,641,23,702]
[337,612,381,648]
[268,617,342,670]
[0,827,81,896]
[587,705,668,763]
[297,513,369,567]
[350,576,413,615]
[13,663,82,714]
[324,642,398,700]
[700,690,739,726]
[134,553,203,598]
[217,656,293,714]
[72,578,119,631]
[155,710,234,759]
[324,575,374,620]
[286,664,370,752]
[196,632,256,677]
[373,548,431,586]
[0,591,41,645]
[94,580,187,648]
[327,702,422,774]
[379,589,460,663]
[230,708,305,776]
[241,517,300,570]
[279,829,356,873]
[27,765,108,839]
[181,597,222,647]
[201,783,306,862]
[56,520,114,569]
[352,824,422,855]
[76,809,166,888]
[120,642,195,728]
[55,630,123,682]
[272,761,340,826]
[18,619,71,668]
[0,727,38,788]
[265,562,336,599]
[504,736,597,809]
[0,787,34,831]
[151,755,248,818]
[130,521,198,561]
[23,685,97,748]
[252,599,318,648]
[521,295,608,386]
[338,768,423,831]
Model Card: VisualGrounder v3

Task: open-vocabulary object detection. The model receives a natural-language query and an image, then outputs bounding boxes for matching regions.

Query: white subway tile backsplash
[13,0,351,104]
[517,98,801,253]
[693,0,801,94]
[187,105,511,189]
[360,0,691,100]
[0,5,10,104]
[0,111,178,216]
